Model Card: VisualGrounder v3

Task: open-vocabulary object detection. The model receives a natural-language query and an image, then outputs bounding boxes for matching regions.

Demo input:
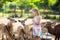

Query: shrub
[53,15,56,19]
[59,16,60,20]
[56,16,59,20]
[49,15,56,19]
[28,15,34,18]
[45,15,60,20]
[45,15,50,19]
[28,14,34,18]
[49,16,52,19]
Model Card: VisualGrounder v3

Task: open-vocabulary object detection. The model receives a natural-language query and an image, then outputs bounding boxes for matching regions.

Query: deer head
[44,21,56,29]
[18,18,28,26]
[8,18,17,23]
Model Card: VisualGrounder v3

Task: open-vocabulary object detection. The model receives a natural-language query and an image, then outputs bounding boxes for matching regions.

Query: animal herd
[0,18,33,40]
[0,18,60,40]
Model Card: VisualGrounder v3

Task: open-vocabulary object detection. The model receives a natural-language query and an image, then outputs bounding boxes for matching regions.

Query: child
[32,8,42,40]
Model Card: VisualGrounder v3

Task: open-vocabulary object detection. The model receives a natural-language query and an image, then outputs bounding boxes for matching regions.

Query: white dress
[33,16,42,38]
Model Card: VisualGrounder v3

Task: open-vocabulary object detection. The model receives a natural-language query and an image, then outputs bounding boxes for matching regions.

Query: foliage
[45,14,50,19]
[59,16,60,20]
[49,15,56,19]
[28,14,34,18]
[0,0,60,17]
[48,0,57,6]
[0,0,58,10]
[45,15,60,20]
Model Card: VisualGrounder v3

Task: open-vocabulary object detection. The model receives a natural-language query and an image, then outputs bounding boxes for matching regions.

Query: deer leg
[55,37,57,40]
[36,36,40,40]
[2,34,4,40]
[3,33,7,40]
[57,37,59,40]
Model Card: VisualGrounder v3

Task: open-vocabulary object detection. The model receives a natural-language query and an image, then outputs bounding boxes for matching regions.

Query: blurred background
[0,0,60,20]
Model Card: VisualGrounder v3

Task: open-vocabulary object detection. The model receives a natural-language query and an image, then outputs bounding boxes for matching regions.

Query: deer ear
[53,22,56,24]
[44,21,51,27]
[8,18,16,22]
[51,22,56,26]
[7,17,10,19]
[18,20,21,22]
[23,18,28,22]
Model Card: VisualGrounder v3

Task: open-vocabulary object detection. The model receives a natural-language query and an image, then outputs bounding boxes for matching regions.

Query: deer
[18,18,33,40]
[0,18,16,40]
[45,21,60,40]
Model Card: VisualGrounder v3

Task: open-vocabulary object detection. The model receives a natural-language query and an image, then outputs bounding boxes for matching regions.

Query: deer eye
[15,21,17,22]
[12,20,17,23]
[18,20,21,22]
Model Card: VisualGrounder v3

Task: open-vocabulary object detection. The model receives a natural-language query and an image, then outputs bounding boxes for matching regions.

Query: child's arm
[40,16,46,29]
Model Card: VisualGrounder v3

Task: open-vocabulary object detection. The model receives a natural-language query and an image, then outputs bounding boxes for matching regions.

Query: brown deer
[0,18,16,40]
[7,18,26,40]
[0,24,15,40]
[18,18,33,40]
[45,21,60,40]
[7,18,20,40]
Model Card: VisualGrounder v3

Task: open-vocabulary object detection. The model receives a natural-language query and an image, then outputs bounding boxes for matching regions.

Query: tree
[0,2,3,12]
[50,0,60,14]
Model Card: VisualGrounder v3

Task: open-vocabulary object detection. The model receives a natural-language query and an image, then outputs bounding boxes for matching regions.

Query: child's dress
[33,16,42,38]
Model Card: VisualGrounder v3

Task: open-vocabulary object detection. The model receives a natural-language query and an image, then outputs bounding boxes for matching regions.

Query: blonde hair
[32,8,40,15]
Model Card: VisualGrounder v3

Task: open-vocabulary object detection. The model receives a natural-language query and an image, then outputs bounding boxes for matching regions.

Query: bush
[49,16,52,19]
[8,13,18,18]
[56,16,59,20]
[49,15,56,19]
[53,15,56,19]
[45,15,60,20]
[45,15,50,19]
[28,14,34,18]
[28,15,34,18]
[59,16,60,20]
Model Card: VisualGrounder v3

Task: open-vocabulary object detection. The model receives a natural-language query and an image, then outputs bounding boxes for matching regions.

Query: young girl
[32,8,42,40]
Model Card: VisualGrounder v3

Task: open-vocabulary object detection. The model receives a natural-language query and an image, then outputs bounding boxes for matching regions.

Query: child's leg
[36,36,41,40]
[37,31,42,40]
